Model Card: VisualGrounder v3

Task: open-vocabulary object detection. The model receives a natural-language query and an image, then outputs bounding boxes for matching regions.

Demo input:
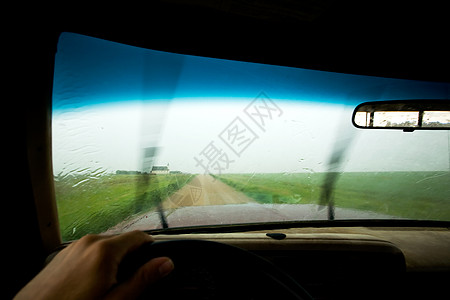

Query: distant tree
[115,170,142,175]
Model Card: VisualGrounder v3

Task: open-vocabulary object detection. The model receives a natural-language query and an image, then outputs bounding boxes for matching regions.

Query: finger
[102,231,154,261]
[105,257,174,300]
[46,233,113,265]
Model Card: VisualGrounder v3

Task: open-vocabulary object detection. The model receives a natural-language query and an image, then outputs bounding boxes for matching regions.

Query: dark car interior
[8,1,450,299]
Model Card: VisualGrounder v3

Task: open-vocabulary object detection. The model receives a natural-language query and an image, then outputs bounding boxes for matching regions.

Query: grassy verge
[55,173,193,241]
[215,172,450,221]
[214,173,322,204]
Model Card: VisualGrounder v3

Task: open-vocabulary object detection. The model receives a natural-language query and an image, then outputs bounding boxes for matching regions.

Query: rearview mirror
[352,100,450,132]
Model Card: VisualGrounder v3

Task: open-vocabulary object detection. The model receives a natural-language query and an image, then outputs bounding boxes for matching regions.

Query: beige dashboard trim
[153,227,450,272]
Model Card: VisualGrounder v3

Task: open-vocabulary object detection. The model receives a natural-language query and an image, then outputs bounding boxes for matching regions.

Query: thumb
[106,257,174,300]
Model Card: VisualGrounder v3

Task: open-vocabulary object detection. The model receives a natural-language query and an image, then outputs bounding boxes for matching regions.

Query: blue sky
[53,32,449,110]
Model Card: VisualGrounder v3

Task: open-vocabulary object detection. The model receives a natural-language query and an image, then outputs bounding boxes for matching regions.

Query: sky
[52,32,450,177]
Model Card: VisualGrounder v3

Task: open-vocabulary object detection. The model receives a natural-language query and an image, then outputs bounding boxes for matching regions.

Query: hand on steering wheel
[118,239,313,300]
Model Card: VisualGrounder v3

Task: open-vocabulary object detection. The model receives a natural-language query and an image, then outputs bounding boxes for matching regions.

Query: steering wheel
[118,239,313,300]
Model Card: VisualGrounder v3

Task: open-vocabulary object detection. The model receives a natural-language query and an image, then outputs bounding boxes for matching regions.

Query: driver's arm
[14,231,174,300]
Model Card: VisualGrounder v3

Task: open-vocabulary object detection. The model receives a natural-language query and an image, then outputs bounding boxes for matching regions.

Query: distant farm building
[151,165,169,174]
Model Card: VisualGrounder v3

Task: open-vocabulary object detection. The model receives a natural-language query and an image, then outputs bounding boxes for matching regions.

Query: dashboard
[151,226,450,299]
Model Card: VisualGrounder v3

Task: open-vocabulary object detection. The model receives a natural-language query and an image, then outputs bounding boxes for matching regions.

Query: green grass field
[55,173,193,241]
[56,171,449,241]
[215,172,450,220]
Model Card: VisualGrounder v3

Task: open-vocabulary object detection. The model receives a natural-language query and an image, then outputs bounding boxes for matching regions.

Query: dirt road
[163,174,254,208]
[106,174,398,233]
[106,174,256,232]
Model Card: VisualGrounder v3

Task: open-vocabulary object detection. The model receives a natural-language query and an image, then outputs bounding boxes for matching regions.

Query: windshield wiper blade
[319,142,349,220]
[157,202,169,229]
[135,167,169,230]
[136,147,169,229]
[319,171,338,220]
[319,109,357,220]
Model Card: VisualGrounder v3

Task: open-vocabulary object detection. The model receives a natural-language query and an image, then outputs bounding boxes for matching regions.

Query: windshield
[52,33,450,241]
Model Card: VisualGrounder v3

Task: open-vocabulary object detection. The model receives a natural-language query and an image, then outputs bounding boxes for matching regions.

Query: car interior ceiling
[8,0,450,299]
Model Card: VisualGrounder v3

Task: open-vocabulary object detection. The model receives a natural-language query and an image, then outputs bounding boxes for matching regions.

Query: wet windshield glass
[52,33,450,241]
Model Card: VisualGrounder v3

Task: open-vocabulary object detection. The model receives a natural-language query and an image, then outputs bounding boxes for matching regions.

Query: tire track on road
[163,174,255,208]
